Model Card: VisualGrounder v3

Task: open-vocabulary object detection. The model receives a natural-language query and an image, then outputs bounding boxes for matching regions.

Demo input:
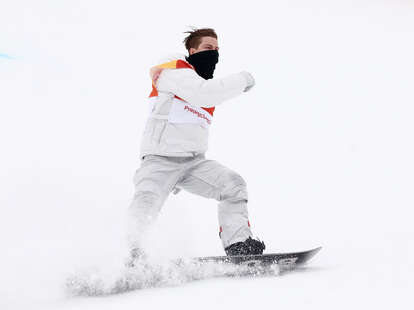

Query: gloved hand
[240,71,255,92]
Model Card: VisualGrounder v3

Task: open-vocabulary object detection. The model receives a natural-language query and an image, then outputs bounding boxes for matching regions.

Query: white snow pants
[127,154,252,250]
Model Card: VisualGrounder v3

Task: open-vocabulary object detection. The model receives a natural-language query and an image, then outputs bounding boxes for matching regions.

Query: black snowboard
[65,247,322,296]
[190,246,322,273]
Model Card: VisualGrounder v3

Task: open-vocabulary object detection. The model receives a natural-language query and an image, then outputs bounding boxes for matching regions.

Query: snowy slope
[1,1,414,309]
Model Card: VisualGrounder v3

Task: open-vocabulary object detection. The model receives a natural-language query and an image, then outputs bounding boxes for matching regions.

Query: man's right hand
[240,71,255,92]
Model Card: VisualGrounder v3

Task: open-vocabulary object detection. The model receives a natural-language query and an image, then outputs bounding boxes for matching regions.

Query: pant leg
[176,159,252,248]
[127,155,183,250]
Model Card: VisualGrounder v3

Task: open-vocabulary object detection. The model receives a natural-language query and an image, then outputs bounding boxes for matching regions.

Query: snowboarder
[126,28,265,266]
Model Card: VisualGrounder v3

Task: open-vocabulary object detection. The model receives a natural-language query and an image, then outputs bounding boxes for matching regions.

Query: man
[127,28,265,266]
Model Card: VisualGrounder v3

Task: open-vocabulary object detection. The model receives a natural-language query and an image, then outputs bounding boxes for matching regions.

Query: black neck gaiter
[186,49,219,80]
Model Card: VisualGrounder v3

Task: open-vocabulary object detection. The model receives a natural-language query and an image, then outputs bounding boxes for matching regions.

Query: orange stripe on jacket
[149,59,215,116]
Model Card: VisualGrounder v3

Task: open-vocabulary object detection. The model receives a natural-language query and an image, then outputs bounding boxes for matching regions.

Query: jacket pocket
[152,120,167,144]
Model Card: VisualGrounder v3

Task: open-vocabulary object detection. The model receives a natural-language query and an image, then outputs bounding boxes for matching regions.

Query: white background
[1,0,413,309]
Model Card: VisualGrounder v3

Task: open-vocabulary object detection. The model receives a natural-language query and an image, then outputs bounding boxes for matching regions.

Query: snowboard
[189,246,322,273]
[66,247,322,296]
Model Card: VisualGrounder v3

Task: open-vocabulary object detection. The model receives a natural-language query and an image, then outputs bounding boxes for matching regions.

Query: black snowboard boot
[225,237,266,256]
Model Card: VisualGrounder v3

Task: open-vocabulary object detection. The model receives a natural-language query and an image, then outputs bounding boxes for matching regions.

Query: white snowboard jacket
[139,54,249,158]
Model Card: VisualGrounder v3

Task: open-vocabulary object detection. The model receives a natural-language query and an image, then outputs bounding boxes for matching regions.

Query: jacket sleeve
[155,68,248,108]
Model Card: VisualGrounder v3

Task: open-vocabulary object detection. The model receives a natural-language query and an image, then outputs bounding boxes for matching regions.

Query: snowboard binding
[225,237,266,256]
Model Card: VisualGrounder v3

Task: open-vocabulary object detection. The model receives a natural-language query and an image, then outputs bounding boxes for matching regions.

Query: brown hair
[183,27,218,52]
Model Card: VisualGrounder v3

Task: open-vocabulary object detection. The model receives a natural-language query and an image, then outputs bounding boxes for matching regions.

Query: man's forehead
[200,36,218,46]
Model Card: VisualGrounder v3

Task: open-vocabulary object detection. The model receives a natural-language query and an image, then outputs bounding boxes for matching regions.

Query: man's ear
[189,48,196,55]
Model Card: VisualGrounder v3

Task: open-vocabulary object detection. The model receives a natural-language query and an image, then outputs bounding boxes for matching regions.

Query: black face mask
[186,49,219,80]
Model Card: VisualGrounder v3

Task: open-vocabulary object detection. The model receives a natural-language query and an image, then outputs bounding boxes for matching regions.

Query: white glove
[240,71,255,92]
